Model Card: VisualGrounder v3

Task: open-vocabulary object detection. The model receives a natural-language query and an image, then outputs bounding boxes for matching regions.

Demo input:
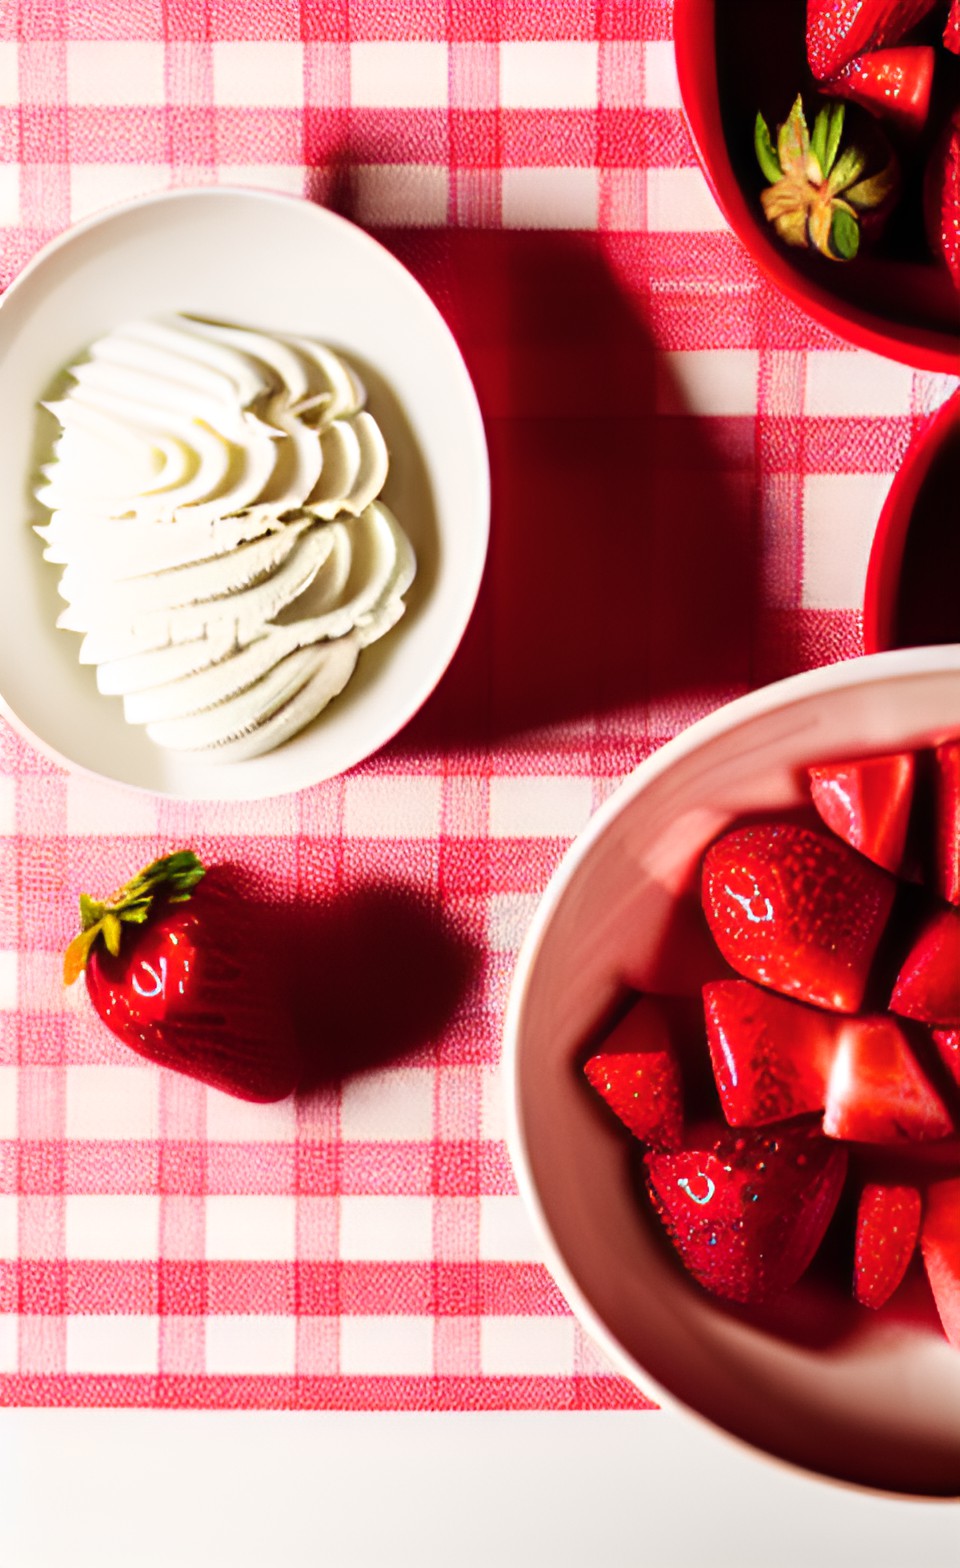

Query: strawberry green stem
[64,850,205,985]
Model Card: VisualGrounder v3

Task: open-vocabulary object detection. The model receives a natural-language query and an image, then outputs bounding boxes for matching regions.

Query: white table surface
[2,1407,957,1566]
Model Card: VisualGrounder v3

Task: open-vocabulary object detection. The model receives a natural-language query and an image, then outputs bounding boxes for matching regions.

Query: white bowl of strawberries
[503,646,960,1496]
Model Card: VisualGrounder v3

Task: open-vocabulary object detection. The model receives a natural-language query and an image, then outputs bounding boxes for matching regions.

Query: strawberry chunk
[703,980,842,1127]
[823,1015,955,1142]
[933,739,960,904]
[946,0,960,53]
[808,750,915,874]
[806,0,939,79]
[701,823,896,1013]
[826,47,935,137]
[933,1028,960,1087]
[854,1182,922,1308]
[924,109,960,294]
[645,1123,847,1304]
[583,998,683,1150]
[920,1178,960,1348]
[890,905,960,1026]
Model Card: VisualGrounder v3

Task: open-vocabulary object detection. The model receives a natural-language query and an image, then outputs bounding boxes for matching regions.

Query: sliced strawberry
[644,1122,848,1304]
[702,979,842,1127]
[826,47,935,136]
[920,1177,960,1347]
[808,750,915,874]
[806,0,939,79]
[924,109,960,293]
[583,998,683,1150]
[823,1015,955,1141]
[890,905,960,1025]
[701,823,896,1013]
[945,0,960,52]
[933,1028,960,1087]
[854,1182,922,1307]
[933,739,960,904]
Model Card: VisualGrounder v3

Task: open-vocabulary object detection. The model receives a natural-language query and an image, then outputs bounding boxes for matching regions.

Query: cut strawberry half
[932,1028,960,1087]
[854,1182,922,1308]
[823,1015,956,1142]
[645,1122,848,1304]
[890,905,960,1026]
[945,0,960,52]
[808,750,915,874]
[701,823,896,1013]
[826,47,935,136]
[702,980,842,1127]
[806,0,939,79]
[920,1178,960,1348]
[933,739,960,904]
[583,998,683,1150]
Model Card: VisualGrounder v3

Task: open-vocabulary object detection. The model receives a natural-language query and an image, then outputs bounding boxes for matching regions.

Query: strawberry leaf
[754,113,783,183]
[828,144,867,194]
[810,108,829,180]
[830,206,860,259]
[824,101,845,176]
[777,96,811,178]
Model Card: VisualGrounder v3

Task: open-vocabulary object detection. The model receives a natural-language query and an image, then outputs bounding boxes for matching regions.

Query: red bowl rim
[862,386,960,652]
[673,0,960,375]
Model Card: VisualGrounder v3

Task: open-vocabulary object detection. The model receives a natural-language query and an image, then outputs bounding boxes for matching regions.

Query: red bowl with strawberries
[674,0,960,372]
[503,646,960,1496]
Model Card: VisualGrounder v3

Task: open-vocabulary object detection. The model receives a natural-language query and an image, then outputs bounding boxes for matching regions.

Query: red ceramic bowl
[674,0,960,373]
[864,388,960,651]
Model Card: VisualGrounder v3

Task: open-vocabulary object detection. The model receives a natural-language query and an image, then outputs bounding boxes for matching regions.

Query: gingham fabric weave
[0,1,956,1409]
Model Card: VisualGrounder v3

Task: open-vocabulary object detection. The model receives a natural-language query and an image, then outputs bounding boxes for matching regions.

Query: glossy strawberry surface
[924,108,960,291]
[854,1182,922,1307]
[806,0,939,78]
[701,823,896,1013]
[827,46,935,135]
[823,1014,955,1141]
[808,751,915,873]
[921,1177,960,1346]
[645,1123,848,1304]
[891,905,960,1025]
[583,998,683,1149]
[702,979,841,1127]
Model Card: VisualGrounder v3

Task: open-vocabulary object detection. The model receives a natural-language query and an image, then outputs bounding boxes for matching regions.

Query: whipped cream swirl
[35,314,415,761]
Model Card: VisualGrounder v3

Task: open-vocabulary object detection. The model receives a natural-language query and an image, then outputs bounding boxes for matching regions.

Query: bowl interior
[674,0,960,372]
[864,391,960,653]
[507,650,960,1496]
[0,189,489,799]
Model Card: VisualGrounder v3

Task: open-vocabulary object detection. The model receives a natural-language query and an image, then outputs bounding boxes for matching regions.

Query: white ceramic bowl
[504,647,960,1497]
[0,188,489,799]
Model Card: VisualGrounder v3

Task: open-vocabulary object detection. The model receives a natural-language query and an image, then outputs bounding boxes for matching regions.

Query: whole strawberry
[64,851,300,1102]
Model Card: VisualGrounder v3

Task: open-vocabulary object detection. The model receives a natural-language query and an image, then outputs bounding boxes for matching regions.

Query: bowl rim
[502,643,960,1495]
[0,184,491,799]
[863,387,960,653]
[673,0,960,375]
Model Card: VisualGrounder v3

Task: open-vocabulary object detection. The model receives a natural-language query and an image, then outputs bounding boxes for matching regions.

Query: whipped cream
[35,314,415,761]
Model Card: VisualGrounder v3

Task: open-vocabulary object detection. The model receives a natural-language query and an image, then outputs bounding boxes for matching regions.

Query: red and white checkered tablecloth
[0,1,956,1412]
